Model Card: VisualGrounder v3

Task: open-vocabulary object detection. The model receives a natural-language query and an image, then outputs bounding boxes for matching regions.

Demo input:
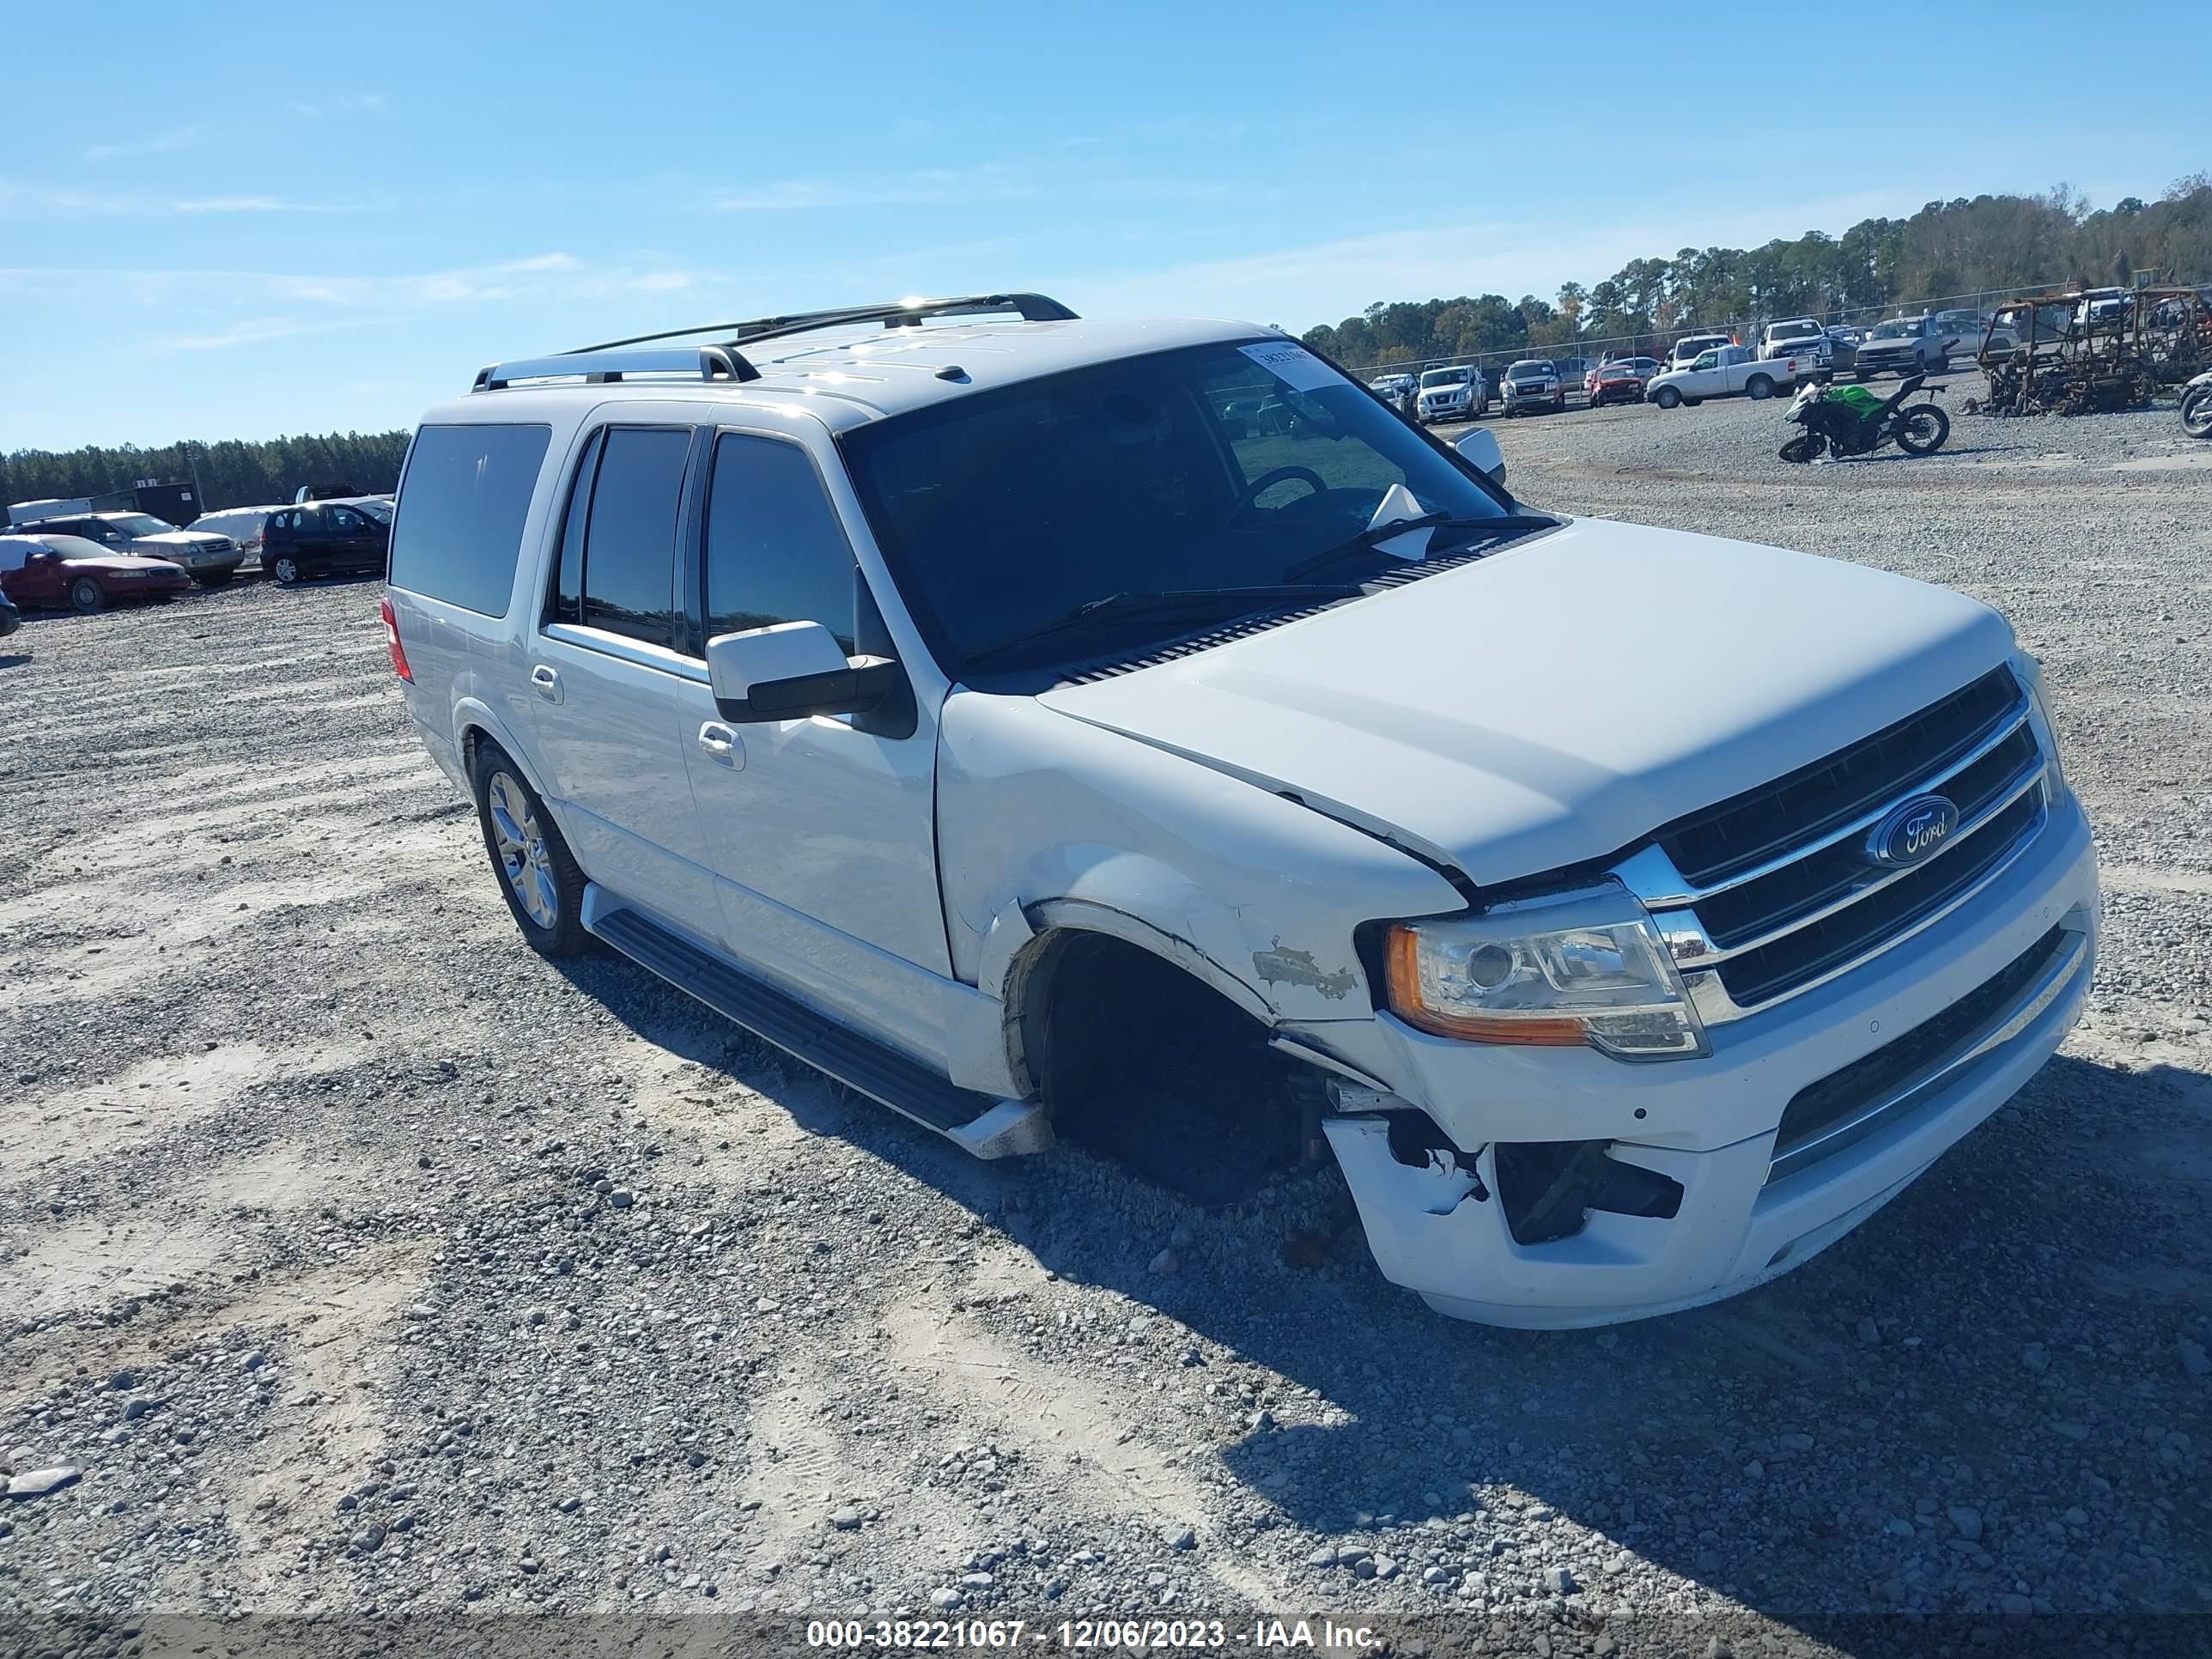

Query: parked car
[1499,360,1565,414]
[1646,343,1811,407]
[190,505,284,567]
[1928,309,1987,360]
[0,532,191,612]
[1664,331,1735,374]
[259,501,391,586]
[1585,359,1656,407]
[12,510,244,585]
[1415,365,1486,423]
[1759,317,1838,368]
[1855,315,1951,379]
[1367,373,1418,416]
[386,292,2094,1330]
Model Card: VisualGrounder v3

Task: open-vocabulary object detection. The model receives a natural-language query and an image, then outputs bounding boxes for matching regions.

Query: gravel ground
[3,382,2209,1659]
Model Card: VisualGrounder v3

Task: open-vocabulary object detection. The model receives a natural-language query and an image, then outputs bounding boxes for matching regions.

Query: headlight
[2012,649,2071,805]
[1384,884,1710,1060]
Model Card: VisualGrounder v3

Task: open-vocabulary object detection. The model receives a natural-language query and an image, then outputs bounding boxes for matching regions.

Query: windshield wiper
[1282,514,1556,584]
[964,583,1362,670]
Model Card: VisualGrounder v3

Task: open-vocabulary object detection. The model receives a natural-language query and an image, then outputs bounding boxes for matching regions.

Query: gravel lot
[3,379,2209,1658]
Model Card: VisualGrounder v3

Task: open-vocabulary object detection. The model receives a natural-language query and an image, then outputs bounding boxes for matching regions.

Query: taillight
[380,595,413,682]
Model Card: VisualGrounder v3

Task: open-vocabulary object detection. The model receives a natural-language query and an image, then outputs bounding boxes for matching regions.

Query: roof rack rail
[470,293,1077,394]
[471,343,759,393]
[568,292,1078,354]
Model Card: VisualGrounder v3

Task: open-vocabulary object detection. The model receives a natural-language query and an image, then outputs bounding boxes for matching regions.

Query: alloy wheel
[486,772,560,929]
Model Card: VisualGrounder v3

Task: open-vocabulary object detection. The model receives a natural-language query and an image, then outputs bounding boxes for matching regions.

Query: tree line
[1302,176,2212,369]
[2,430,411,517]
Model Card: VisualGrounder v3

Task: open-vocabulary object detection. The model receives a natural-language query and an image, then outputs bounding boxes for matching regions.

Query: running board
[590,905,1019,1139]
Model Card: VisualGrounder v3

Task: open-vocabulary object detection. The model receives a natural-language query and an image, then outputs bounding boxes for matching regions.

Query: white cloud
[156,316,374,352]
[0,178,359,216]
[714,167,1032,212]
[289,93,388,118]
[83,125,206,164]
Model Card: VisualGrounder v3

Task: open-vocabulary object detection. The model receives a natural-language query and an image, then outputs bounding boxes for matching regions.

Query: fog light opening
[1494,1140,1685,1245]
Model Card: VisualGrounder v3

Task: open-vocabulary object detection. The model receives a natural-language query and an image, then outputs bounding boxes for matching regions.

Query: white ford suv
[386,293,2097,1328]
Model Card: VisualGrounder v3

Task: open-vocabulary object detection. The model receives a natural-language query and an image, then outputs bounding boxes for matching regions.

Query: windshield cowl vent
[1055,603,1341,686]
[1052,528,1552,687]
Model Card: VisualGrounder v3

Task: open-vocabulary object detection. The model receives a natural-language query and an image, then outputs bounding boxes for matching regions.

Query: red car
[0,532,192,613]
[1586,356,1660,408]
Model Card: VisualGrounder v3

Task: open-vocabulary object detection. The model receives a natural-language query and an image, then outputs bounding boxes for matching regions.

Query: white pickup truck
[1646,343,1814,408]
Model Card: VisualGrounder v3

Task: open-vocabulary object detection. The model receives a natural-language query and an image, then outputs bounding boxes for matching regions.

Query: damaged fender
[936,690,1462,1025]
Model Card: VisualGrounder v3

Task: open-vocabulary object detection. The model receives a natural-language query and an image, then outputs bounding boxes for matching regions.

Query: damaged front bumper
[1309,795,2098,1328]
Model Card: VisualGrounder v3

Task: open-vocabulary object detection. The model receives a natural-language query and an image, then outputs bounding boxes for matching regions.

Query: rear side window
[389,422,552,616]
[578,428,690,647]
[702,434,856,653]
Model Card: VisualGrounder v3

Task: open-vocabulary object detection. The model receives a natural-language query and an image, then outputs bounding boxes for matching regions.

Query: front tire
[471,742,592,957]
[1652,386,1681,410]
[2181,387,2212,440]
[69,576,106,613]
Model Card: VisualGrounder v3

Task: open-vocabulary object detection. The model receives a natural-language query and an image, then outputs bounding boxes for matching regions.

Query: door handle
[530,665,562,704]
[697,721,744,769]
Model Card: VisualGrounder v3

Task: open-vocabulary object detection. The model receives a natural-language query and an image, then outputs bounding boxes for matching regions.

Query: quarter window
[702,434,857,653]
[388,422,551,617]
[577,428,690,647]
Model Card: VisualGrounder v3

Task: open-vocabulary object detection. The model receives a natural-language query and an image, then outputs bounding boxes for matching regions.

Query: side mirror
[706,619,901,723]
[1453,427,1507,486]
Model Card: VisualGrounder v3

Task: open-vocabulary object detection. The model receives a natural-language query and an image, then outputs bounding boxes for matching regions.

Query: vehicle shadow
[559,945,2210,1627]
[0,652,27,670]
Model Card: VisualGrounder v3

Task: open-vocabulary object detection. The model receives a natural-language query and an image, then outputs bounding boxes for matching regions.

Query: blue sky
[3,0,2199,448]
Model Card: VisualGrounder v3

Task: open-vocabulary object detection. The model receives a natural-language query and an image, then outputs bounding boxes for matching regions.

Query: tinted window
[328,506,367,532]
[580,428,690,647]
[388,422,552,616]
[547,429,605,626]
[702,434,856,653]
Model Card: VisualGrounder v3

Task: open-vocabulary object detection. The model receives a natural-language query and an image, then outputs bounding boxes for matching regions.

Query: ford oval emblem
[1868,794,1959,868]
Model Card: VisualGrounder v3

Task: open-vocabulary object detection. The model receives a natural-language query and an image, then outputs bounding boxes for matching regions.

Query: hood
[1036,519,2014,887]
[70,556,182,575]
[140,530,228,548]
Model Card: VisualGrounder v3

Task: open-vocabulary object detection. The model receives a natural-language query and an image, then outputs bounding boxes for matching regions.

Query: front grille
[1771,925,2069,1178]
[1656,667,2021,889]
[1621,666,2049,1020]
[1716,787,2042,1007]
[1695,722,2039,949]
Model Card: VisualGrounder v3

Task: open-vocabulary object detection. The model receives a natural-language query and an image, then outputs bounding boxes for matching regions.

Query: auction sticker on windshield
[1240,340,1340,392]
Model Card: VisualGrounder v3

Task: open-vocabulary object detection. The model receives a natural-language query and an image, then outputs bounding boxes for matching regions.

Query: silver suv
[386,293,2095,1328]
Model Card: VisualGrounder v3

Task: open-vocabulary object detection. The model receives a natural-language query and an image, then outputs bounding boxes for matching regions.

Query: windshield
[1771,322,1818,339]
[1419,368,1468,387]
[842,341,1516,677]
[1871,319,1923,338]
[107,514,176,538]
[1508,362,1551,377]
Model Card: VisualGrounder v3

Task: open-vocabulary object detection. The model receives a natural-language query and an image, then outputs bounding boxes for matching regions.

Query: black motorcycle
[1778,373,1951,463]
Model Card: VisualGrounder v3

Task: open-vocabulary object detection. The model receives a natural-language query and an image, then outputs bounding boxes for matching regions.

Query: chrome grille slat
[1675,797,2050,1027]
[1654,753,2048,970]
[1613,670,2050,1026]
[1616,696,2033,908]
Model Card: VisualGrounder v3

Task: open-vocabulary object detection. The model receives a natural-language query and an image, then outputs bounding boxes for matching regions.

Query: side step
[592,906,1007,1135]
